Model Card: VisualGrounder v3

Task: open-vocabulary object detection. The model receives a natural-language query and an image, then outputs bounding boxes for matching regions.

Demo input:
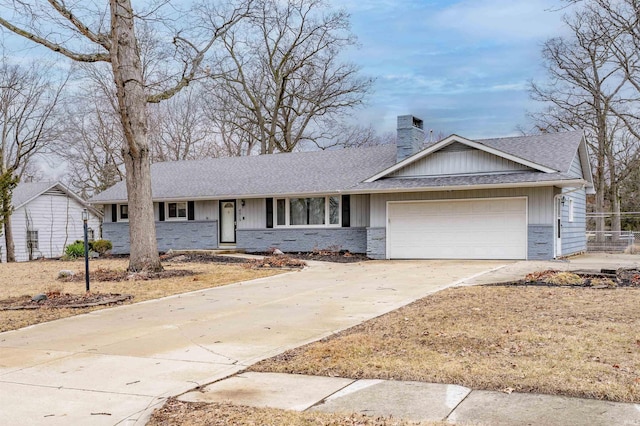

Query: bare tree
[0,58,65,262]
[206,0,372,155]
[148,85,220,162]
[0,0,252,271]
[556,0,640,233]
[59,92,125,198]
[529,7,632,239]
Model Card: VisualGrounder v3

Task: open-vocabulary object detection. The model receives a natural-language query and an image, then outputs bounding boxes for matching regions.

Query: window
[290,197,325,225]
[568,199,574,222]
[26,230,38,250]
[329,196,340,225]
[276,199,286,226]
[168,202,187,220]
[274,196,340,227]
[87,228,95,241]
[119,204,129,220]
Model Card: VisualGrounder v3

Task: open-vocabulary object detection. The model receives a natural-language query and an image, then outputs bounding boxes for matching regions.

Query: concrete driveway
[0,254,636,425]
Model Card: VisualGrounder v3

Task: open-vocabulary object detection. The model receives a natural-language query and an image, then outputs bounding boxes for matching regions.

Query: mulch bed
[0,293,133,310]
[499,268,640,288]
[58,268,196,282]
[162,253,250,264]
[253,250,369,263]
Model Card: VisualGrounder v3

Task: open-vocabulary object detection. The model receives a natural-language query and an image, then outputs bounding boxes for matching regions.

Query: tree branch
[0,16,110,62]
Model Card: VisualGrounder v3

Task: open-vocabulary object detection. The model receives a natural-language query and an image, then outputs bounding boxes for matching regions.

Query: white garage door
[387,198,527,260]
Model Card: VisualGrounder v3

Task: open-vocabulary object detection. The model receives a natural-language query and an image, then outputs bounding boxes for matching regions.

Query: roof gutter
[344,179,590,195]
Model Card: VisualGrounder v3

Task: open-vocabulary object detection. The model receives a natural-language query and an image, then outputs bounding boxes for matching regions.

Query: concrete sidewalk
[180,372,640,426]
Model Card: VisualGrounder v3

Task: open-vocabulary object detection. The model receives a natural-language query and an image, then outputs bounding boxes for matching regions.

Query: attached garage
[386,197,527,260]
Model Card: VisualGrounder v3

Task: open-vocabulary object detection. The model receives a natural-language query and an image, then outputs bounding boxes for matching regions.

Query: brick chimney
[396,115,424,163]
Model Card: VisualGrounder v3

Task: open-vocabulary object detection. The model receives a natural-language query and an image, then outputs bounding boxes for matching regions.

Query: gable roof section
[365,131,585,182]
[90,145,398,203]
[12,181,100,215]
[90,130,590,204]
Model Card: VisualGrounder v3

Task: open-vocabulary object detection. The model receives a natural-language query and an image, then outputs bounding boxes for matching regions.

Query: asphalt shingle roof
[91,145,398,203]
[90,130,587,203]
[11,182,58,208]
[474,131,583,173]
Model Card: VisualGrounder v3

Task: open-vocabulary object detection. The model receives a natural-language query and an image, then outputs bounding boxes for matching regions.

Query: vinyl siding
[238,198,265,229]
[390,148,532,178]
[1,193,101,262]
[568,153,584,178]
[370,187,555,227]
[194,200,218,221]
[560,187,587,256]
[350,194,370,227]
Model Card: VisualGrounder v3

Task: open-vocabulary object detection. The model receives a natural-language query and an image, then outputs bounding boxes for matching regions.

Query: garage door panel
[388,198,527,260]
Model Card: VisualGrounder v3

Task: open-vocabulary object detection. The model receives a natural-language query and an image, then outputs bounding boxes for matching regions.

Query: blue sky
[337,0,570,138]
[1,0,570,141]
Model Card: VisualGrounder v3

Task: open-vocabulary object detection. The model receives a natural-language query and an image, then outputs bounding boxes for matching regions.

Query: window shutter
[188,201,195,221]
[111,204,117,223]
[266,198,273,228]
[159,202,165,221]
[341,195,350,227]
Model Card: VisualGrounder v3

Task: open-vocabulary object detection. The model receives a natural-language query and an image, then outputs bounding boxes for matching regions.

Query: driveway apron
[0,259,505,425]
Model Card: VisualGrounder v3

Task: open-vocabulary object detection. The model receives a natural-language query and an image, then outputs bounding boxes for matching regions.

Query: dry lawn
[148,399,445,426]
[0,258,282,332]
[251,285,640,403]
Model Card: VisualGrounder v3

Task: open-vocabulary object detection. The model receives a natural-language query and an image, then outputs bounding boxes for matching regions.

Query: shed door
[387,198,527,260]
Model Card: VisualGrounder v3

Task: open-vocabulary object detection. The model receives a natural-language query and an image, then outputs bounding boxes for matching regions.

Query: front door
[220,200,236,244]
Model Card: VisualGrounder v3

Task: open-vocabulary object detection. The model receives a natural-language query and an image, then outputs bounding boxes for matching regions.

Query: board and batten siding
[390,148,532,178]
[237,198,265,229]
[1,192,101,262]
[194,200,218,221]
[350,194,370,227]
[369,187,555,228]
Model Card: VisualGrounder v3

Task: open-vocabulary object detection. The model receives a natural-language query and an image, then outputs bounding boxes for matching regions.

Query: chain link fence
[586,231,637,253]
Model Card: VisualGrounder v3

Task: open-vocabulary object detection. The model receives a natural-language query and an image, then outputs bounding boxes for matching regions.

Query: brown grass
[0,258,282,332]
[251,285,640,403]
[148,399,445,426]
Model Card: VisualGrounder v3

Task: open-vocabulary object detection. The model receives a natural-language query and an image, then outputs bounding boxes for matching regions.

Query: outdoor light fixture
[82,209,90,293]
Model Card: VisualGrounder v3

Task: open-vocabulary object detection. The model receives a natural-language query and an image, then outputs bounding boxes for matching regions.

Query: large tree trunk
[1,185,15,262]
[3,214,14,262]
[110,0,162,272]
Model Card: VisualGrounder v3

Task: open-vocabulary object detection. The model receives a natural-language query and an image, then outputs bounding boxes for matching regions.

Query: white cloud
[433,0,568,41]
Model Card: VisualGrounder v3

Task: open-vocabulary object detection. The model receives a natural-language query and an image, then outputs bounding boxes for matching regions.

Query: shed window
[26,230,38,250]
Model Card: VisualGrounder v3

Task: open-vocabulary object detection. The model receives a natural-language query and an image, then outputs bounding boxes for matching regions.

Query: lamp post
[82,209,90,293]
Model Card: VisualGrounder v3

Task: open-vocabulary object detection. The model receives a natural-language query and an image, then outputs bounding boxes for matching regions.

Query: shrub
[65,241,86,259]
[92,239,113,254]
